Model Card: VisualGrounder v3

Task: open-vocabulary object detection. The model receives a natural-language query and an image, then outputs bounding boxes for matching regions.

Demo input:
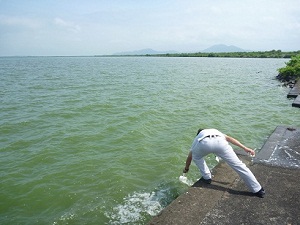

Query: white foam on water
[106,191,163,224]
[53,212,76,225]
[179,174,194,186]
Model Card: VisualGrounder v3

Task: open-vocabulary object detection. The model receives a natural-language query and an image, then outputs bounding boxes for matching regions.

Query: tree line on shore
[149,50,300,58]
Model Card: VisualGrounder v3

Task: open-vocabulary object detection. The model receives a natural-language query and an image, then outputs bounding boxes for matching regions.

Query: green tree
[277,54,300,82]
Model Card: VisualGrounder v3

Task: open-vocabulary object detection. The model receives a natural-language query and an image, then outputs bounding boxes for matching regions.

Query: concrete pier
[148,126,300,225]
[292,95,300,107]
[287,80,300,107]
[287,80,300,98]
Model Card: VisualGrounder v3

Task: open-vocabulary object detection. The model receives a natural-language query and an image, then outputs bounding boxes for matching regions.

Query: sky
[0,0,299,56]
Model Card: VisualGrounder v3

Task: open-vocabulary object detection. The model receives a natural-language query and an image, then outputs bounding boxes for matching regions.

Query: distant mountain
[113,45,248,55]
[201,44,247,53]
[114,48,178,55]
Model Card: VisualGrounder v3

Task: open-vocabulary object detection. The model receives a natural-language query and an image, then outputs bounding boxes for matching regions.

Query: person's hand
[244,147,255,156]
[183,167,189,173]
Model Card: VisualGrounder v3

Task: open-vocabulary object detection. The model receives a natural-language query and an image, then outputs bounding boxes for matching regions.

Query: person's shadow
[192,178,254,197]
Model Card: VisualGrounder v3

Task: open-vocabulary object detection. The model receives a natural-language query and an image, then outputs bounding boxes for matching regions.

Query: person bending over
[183,128,265,198]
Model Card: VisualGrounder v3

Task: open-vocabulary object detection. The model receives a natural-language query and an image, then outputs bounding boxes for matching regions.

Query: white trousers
[191,136,262,193]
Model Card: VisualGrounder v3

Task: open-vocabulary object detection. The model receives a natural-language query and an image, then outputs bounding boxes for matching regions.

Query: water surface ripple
[0,57,299,224]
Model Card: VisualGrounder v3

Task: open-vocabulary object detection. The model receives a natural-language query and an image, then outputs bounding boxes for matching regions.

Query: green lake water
[1,56,299,224]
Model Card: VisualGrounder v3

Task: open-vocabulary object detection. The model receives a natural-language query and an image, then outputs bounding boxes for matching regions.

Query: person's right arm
[183,151,192,173]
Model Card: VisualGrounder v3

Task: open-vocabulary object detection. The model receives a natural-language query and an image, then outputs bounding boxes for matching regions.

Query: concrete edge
[255,125,300,162]
[287,80,300,98]
[255,125,286,161]
[292,95,300,107]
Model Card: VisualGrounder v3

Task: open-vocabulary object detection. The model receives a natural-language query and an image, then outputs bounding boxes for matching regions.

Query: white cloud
[54,17,81,33]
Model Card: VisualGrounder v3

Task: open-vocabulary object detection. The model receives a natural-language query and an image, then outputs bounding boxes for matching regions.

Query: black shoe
[200,178,212,184]
[254,187,265,198]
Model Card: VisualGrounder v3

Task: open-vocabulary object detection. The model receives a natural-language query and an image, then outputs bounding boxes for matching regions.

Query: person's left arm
[225,135,255,156]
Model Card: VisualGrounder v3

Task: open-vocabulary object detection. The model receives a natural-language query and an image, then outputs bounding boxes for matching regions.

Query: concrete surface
[287,80,300,98]
[292,95,300,107]
[148,126,300,225]
[256,126,300,169]
[287,80,300,107]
